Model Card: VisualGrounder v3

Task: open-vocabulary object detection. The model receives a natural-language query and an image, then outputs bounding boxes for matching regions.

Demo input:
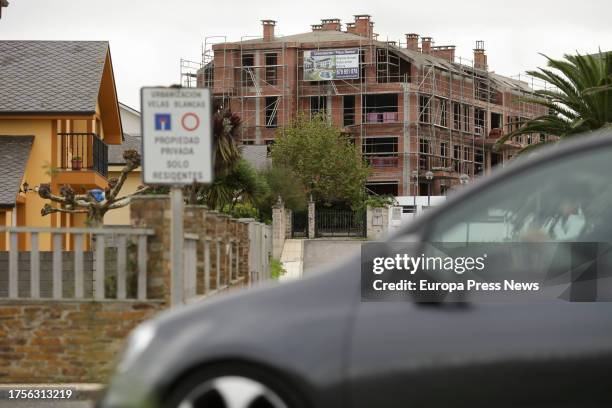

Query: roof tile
[0,136,34,207]
[0,41,109,113]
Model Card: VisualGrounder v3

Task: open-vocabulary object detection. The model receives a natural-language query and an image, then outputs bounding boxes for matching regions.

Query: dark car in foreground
[102,129,612,408]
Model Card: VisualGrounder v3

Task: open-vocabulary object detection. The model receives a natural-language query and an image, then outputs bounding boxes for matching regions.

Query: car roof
[396,127,612,238]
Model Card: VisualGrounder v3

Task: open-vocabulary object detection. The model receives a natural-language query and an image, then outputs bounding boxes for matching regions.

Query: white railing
[2,221,272,304]
[0,227,154,301]
[182,221,271,303]
[182,234,245,304]
[246,221,272,283]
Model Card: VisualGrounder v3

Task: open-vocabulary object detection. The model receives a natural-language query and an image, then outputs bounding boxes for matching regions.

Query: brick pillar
[206,211,221,290]
[308,196,315,239]
[185,205,207,295]
[130,196,171,303]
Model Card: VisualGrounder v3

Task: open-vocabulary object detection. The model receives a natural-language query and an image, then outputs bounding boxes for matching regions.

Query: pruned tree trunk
[37,149,149,226]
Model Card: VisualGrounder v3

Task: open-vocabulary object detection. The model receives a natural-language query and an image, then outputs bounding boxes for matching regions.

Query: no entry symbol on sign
[181,112,200,131]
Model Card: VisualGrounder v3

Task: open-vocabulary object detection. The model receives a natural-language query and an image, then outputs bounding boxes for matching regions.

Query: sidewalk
[279,239,303,282]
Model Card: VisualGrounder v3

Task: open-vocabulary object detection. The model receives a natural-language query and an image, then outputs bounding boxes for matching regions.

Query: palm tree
[185,99,242,204]
[496,51,611,151]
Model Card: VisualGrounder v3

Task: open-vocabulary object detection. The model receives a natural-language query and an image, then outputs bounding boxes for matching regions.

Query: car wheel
[165,363,307,408]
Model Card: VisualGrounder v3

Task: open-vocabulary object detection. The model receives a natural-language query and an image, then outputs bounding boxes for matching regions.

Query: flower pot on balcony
[71,157,83,170]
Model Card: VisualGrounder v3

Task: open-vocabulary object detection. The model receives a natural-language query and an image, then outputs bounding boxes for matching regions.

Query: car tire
[164,362,309,408]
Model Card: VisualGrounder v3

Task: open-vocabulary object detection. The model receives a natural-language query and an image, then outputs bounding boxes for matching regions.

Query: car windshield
[428,144,612,243]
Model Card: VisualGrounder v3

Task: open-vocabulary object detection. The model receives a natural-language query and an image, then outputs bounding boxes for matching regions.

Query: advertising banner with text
[304,49,359,81]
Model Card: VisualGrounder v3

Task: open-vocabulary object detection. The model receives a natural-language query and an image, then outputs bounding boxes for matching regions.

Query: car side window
[428,146,612,243]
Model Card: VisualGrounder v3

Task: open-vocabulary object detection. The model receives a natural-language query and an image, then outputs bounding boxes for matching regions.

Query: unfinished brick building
[182,15,551,196]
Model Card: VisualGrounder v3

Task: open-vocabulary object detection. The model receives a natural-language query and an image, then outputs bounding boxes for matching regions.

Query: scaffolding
[181,27,546,196]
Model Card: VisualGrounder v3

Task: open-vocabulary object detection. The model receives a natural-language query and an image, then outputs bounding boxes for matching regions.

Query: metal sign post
[170,186,184,305]
[141,87,212,306]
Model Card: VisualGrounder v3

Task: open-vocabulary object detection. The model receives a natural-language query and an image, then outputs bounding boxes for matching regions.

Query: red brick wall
[0,300,163,383]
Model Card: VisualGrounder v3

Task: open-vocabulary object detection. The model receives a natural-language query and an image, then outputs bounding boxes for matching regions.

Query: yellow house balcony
[53,132,109,189]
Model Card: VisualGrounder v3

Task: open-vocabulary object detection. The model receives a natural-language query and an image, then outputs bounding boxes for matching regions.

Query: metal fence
[58,133,108,177]
[315,209,366,237]
[291,211,308,238]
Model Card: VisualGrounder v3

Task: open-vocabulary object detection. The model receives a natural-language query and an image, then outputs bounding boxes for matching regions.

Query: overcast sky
[1,0,611,108]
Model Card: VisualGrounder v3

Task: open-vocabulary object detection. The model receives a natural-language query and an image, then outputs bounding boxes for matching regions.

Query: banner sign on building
[141,87,212,185]
[304,49,359,81]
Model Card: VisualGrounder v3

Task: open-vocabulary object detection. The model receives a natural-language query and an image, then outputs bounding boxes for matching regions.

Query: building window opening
[474,107,486,137]
[362,137,399,167]
[376,49,411,83]
[491,112,502,129]
[265,96,279,128]
[343,95,356,127]
[453,144,461,172]
[475,148,484,175]
[419,95,431,123]
[241,54,255,87]
[462,105,470,131]
[363,93,398,123]
[310,96,327,117]
[435,98,447,127]
[366,182,399,196]
[452,102,461,130]
[419,138,430,170]
[265,53,278,85]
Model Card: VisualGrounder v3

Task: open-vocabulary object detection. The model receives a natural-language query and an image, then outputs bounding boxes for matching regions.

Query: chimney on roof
[321,18,341,31]
[421,37,433,54]
[431,45,456,62]
[311,24,322,31]
[262,20,276,41]
[353,14,372,38]
[405,33,419,51]
[473,40,487,70]
[346,22,356,34]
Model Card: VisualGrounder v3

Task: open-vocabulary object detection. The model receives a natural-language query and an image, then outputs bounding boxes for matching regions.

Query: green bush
[270,258,286,280]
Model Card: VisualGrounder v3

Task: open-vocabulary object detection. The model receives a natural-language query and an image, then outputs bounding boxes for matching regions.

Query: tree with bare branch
[38,149,149,227]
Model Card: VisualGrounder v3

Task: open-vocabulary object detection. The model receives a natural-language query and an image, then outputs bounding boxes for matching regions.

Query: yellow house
[0,41,123,250]
[103,103,142,226]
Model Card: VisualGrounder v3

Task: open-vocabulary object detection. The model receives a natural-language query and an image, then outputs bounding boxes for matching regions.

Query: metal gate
[315,209,366,238]
[291,211,308,238]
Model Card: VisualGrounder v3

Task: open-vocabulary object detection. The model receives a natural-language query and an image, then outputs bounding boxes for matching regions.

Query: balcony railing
[368,156,399,168]
[58,133,108,177]
[364,112,399,124]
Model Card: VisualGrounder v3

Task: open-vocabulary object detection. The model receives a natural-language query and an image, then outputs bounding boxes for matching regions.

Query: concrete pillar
[402,84,411,195]
[255,51,262,143]
[308,196,316,239]
[366,206,389,240]
[272,197,285,259]
[284,209,293,239]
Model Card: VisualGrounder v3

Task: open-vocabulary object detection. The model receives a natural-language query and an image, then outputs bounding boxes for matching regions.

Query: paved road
[302,239,363,275]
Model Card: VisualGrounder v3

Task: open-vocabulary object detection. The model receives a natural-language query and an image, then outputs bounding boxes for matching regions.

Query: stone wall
[0,196,259,384]
[0,300,163,383]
